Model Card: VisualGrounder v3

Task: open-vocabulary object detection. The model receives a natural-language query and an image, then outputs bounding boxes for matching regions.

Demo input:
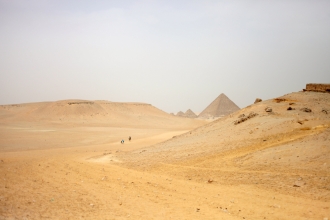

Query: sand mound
[0,100,206,129]
[118,91,330,201]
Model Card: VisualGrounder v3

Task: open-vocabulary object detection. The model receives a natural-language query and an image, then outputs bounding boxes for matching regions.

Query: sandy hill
[198,93,240,118]
[0,100,205,129]
[0,100,207,152]
[116,91,330,217]
[122,91,330,168]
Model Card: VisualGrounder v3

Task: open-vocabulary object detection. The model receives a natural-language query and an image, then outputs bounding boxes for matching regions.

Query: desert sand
[0,92,329,220]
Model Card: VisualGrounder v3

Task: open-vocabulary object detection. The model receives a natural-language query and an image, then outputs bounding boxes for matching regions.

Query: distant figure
[121,139,124,144]
[128,136,131,141]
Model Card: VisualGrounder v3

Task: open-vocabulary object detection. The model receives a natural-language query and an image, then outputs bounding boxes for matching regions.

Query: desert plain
[0,91,329,220]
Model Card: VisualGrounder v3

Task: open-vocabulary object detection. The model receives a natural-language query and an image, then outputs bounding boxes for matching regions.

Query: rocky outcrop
[265,107,272,112]
[304,83,330,93]
[254,98,262,104]
[234,112,258,125]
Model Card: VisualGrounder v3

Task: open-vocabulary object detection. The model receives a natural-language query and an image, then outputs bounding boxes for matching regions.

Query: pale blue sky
[1,0,329,113]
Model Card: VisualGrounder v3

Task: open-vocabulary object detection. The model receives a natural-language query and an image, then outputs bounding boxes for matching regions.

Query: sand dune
[0,100,204,127]
[0,100,205,152]
[0,92,329,219]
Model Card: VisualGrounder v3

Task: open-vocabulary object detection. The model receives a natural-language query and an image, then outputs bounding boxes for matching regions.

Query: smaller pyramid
[176,111,185,117]
[184,109,197,118]
[198,93,240,118]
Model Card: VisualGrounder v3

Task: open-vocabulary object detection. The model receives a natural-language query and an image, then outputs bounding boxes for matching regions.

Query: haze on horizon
[1,0,329,113]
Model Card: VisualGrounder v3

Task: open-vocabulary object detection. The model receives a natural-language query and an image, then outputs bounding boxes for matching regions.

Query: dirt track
[0,92,329,219]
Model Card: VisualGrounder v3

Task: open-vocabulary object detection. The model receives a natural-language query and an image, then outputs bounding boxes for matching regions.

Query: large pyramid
[198,93,240,118]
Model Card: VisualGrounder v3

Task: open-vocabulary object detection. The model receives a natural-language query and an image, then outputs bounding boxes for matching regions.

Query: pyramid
[198,93,240,118]
[184,109,197,118]
[176,111,185,117]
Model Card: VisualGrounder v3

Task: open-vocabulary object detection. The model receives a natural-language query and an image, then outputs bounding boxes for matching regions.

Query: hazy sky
[1,0,329,113]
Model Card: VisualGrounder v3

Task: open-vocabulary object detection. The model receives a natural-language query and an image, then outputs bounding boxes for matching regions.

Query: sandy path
[2,143,328,220]
[2,128,211,219]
